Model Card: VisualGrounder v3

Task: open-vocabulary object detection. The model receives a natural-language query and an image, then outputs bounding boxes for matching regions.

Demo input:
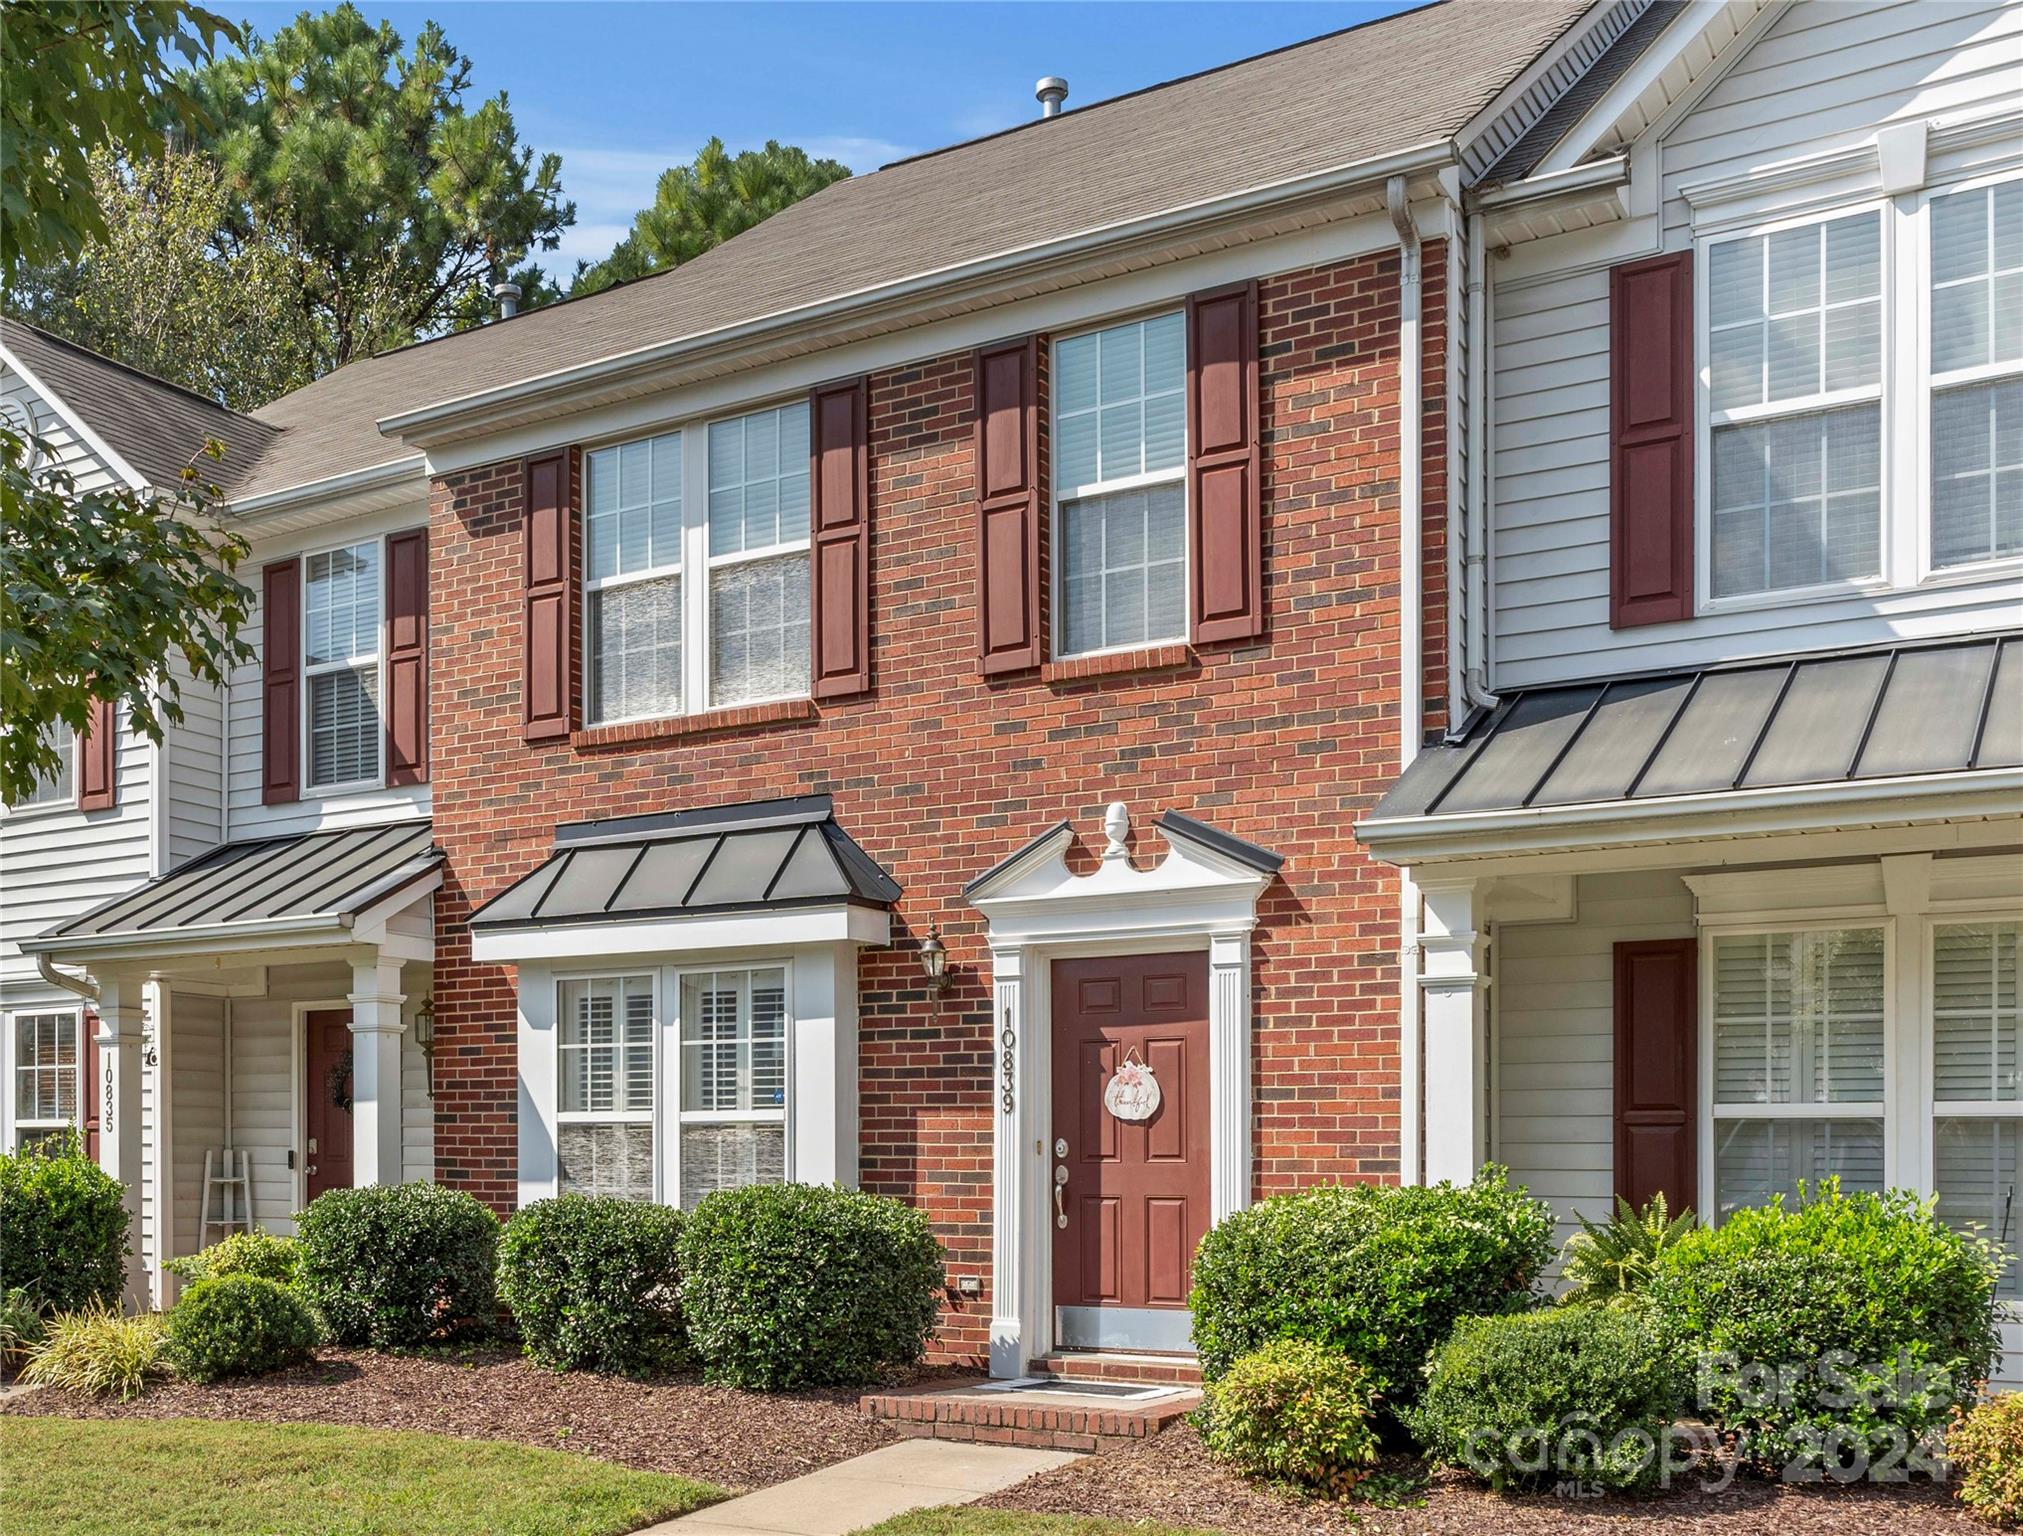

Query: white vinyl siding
[303,542,382,790]
[1053,312,1187,657]
[557,975,655,1202]
[586,432,684,724]
[1929,177,2023,570]
[678,967,788,1209]
[1933,921,2023,1298]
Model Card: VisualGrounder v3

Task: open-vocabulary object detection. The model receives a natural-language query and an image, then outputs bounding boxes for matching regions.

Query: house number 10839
[999,1008,1015,1114]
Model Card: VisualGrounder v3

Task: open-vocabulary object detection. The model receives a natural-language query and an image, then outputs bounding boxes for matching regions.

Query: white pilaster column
[1208,928,1254,1221]
[1419,879,1490,1188]
[348,957,407,1187]
[988,944,1041,1379]
[147,980,175,1308]
[93,970,148,1305]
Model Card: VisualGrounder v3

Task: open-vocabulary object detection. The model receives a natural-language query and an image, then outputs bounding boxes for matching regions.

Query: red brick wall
[427,244,1444,1364]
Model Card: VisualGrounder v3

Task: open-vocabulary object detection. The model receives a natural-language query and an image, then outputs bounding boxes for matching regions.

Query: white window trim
[300,534,387,796]
[4,721,78,818]
[581,402,814,729]
[1049,311,1190,662]
[1693,198,1896,617]
[1923,910,2023,1170]
[1916,169,2023,585]
[10,1007,84,1149]
[673,960,794,1204]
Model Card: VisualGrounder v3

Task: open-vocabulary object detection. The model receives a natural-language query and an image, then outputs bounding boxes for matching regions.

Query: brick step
[1034,1350,1202,1387]
[860,1376,1200,1453]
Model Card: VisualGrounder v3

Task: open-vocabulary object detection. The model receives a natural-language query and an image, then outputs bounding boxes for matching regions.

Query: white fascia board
[468,903,890,965]
[21,912,358,965]
[1474,153,1631,210]
[1355,770,2023,865]
[377,142,1456,451]
[0,341,149,490]
[223,455,428,526]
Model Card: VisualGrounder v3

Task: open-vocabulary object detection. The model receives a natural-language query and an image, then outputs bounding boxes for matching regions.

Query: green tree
[572,138,849,297]
[184,3,573,370]
[0,1,254,804]
[13,147,315,412]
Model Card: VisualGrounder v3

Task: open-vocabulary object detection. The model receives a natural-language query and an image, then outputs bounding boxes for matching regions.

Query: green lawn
[0,1415,725,1536]
[853,1513,1220,1536]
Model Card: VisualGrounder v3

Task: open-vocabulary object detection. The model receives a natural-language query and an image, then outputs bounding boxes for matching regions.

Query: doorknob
[1053,1164,1068,1228]
[306,1165,318,1178]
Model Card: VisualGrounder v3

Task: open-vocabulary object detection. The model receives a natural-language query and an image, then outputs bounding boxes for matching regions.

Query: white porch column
[988,944,1043,1379]
[347,958,407,1187]
[1208,928,1254,1221]
[93,970,148,1305]
[147,980,175,1308]
[1419,879,1489,1187]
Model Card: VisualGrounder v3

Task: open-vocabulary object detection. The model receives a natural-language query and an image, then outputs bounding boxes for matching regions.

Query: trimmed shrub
[165,1231,303,1288]
[20,1305,166,1399]
[499,1195,689,1375]
[1189,1167,1555,1406]
[1198,1339,1379,1495]
[679,1184,943,1390]
[163,1275,322,1383]
[0,1131,129,1311]
[1410,1306,1679,1491]
[1649,1181,2001,1472]
[296,1182,500,1348]
[0,1287,45,1369]
[1560,1193,1695,1307]
[1952,1393,2023,1526]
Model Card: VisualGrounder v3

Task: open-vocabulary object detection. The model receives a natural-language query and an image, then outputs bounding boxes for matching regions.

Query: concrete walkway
[636,1438,1081,1536]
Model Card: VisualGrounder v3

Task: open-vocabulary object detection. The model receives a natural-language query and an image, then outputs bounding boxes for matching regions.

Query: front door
[1050,953,1210,1353]
[304,1010,355,1199]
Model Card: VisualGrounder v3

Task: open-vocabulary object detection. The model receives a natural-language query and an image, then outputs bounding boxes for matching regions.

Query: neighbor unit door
[305,1010,356,1198]
[1050,953,1210,1352]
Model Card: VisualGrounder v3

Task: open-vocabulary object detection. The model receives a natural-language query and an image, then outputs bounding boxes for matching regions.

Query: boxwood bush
[0,1131,129,1311]
[296,1182,499,1348]
[1410,1305,1680,1491]
[1198,1339,1378,1494]
[165,1231,302,1288]
[499,1195,690,1375]
[679,1184,943,1390]
[164,1275,322,1383]
[1189,1167,1554,1406]
[1649,1182,2000,1472]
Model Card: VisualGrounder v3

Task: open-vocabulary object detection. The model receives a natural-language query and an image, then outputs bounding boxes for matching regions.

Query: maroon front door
[305,1011,355,1199]
[1051,954,1210,1352]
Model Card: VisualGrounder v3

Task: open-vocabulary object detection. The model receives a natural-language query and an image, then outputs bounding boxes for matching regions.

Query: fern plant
[1560,1193,1695,1305]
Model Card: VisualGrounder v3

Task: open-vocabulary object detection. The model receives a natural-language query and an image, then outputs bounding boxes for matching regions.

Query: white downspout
[36,952,98,1004]
[1387,174,1425,1184]
[1464,206,1497,713]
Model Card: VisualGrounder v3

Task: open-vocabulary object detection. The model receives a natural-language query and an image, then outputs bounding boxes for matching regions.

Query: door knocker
[1103,1047,1161,1122]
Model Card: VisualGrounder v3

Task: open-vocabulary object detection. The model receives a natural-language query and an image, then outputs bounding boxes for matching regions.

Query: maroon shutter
[809,378,871,699]
[76,695,117,811]
[974,336,1042,673]
[1187,282,1263,644]
[1609,251,1693,628]
[261,558,300,804]
[385,528,429,784]
[1613,938,1698,1215]
[523,451,574,742]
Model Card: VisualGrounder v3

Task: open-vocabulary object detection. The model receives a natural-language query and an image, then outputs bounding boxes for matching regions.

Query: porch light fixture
[413,993,436,1097]
[919,928,952,1020]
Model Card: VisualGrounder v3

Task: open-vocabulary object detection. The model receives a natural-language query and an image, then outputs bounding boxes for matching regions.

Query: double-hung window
[303,541,382,789]
[581,402,812,724]
[1932,920,2023,1297]
[1053,312,1187,657]
[1709,927,1887,1219]
[14,1010,81,1151]
[556,975,656,1201]
[10,721,73,809]
[1706,209,1885,601]
[1928,178,2022,570]
[678,966,787,1207]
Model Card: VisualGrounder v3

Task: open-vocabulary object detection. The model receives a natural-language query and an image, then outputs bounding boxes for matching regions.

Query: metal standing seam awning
[1360,633,2023,856]
[22,821,442,961]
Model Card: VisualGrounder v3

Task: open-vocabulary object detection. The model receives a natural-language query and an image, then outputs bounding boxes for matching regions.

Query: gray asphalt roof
[1372,634,2023,821]
[0,317,279,492]
[36,821,439,944]
[469,795,901,929]
[224,0,1594,500]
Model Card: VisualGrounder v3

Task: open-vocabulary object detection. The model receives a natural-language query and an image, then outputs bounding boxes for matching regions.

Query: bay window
[1929,178,2022,570]
[14,1010,81,1151]
[1932,920,2023,1297]
[304,541,382,788]
[1053,312,1187,657]
[556,975,655,1201]
[678,967,788,1207]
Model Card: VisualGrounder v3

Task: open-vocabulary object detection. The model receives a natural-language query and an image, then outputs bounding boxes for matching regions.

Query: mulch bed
[0,1345,897,1492]
[979,1419,1979,1536]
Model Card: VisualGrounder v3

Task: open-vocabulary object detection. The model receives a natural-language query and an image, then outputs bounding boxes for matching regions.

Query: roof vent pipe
[492,279,521,321]
[1035,77,1068,117]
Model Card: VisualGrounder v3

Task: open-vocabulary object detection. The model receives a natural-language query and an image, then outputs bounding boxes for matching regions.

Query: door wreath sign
[327,1047,354,1114]
[1103,1048,1161,1122]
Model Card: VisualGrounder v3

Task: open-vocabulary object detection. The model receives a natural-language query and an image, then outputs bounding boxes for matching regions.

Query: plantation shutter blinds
[1612,938,1697,1214]
[1186,282,1264,644]
[260,557,301,804]
[808,377,871,698]
[1608,251,1694,629]
[523,450,576,742]
[1932,922,2023,1299]
[975,336,1044,673]
[385,528,429,785]
[76,696,117,812]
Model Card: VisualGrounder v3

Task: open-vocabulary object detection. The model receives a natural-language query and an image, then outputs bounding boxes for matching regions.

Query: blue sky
[231,1,1422,276]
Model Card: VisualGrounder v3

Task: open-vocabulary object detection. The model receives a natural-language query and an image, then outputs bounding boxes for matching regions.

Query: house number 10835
[999,1008,1015,1114]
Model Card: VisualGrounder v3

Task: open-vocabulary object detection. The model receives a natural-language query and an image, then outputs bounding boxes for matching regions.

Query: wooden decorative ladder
[199,1148,255,1246]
